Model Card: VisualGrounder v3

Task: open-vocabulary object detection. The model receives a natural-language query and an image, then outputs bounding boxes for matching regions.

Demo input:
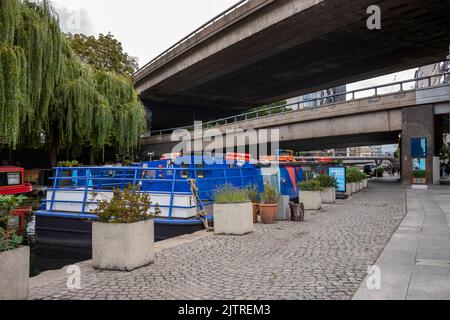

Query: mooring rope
[188,179,214,232]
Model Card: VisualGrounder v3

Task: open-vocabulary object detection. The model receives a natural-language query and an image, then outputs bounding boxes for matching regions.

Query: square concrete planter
[346,183,353,196]
[93,220,154,271]
[299,191,322,210]
[363,179,368,189]
[0,246,29,300]
[214,202,254,235]
[321,187,336,204]
[351,182,358,194]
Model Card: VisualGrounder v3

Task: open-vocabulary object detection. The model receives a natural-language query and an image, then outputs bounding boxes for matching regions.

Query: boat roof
[0,166,24,172]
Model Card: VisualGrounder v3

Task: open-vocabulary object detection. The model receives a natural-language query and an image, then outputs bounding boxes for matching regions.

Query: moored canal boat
[34,152,305,247]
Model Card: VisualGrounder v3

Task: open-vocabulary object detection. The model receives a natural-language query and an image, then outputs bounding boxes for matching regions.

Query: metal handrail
[134,0,250,80]
[47,165,257,217]
[148,72,450,136]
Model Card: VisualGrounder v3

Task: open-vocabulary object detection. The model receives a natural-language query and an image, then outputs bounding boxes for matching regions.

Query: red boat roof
[0,166,24,172]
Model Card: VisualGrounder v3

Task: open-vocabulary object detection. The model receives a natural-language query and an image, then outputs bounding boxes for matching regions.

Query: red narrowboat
[0,166,32,231]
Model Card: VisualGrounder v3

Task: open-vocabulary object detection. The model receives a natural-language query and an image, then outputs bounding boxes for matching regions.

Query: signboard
[411,138,427,158]
[328,167,346,193]
[413,158,426,171]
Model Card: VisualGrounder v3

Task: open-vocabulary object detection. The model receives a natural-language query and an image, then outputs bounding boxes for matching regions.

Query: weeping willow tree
[0,0,146,165]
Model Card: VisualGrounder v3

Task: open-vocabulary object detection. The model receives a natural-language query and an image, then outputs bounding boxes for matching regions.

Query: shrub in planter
[246,185,260,223]
[259,185,280,224]
[214,185,254,235]
[0,195,29,300]
[346,168,363,194]
[375,167,385,178]
[317,174,336,204]
[413,170,427,184]
[299,180,323,210]
[57,160,81,167]
[92,186,160,271]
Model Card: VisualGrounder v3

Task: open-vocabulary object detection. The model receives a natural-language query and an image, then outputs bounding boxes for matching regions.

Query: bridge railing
[148,72,450,137]
[134,0,251,80]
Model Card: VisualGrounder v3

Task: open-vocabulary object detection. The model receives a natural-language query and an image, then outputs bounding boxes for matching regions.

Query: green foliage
[299,180,323,192]
[0,0,146,157]
[439,145,450,164]
[214,184,250,204]
[260,184,280,204]
[249,101,287,117]
[246,185,259,203]
[346,167,367,182]
[67,32,138,77]
[375,167,385,176]
[94,186,160,224]
[0,231,23,252]
[0,195,27,252]
[317,174,337,188]
[57,160,80,167]
[413,170,426,178]
[0,195,28,212]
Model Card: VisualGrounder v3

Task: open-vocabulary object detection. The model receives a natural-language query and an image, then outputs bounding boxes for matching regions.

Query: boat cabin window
[143,170,156,179]
[0,172,22,186]
[196,164,205,179]
[181,162,190,179]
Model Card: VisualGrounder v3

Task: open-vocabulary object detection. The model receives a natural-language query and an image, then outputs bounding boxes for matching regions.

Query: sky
[51,0,238,68]
[51,0,417,92]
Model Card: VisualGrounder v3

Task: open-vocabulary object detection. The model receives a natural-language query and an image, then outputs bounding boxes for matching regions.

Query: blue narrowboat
[34,152,304,247]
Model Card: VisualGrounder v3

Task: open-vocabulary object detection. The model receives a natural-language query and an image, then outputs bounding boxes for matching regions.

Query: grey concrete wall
[401,105,435,185]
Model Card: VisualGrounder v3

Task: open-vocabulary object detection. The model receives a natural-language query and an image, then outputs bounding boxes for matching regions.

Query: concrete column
[401,105,435,185]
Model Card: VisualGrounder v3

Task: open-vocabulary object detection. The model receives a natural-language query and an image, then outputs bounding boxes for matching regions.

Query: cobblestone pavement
[30,181,406,300]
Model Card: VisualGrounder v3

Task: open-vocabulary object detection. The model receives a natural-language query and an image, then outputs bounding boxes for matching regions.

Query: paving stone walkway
[354,186,450,300]
[30,181,406,300]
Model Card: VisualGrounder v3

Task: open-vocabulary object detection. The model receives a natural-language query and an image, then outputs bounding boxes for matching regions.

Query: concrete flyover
[143,83,450,152]
[134,0,450,129]
[142,81,450,185]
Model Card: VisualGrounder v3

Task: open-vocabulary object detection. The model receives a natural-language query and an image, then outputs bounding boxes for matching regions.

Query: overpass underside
[279,131,400,151]
[135,0,450,129]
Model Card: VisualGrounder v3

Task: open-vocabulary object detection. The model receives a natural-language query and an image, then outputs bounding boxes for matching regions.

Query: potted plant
[345,170,354,196]
[92,186,160,271]
[259,184,280,224]
[246,185,260,223]
[346,168,360,195]
[299,180,323,210]
[413,170,427,184]
[317,174,337,204]
[213,184,254,235]
[0,195,29,300]
[375,167,384,178]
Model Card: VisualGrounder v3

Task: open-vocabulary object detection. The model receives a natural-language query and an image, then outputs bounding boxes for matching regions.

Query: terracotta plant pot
[259,204,278,224]
[252,203,259,223]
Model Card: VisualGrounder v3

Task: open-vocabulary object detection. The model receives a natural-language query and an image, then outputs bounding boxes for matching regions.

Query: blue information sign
[328,167,346,193]
[411,138,427,158]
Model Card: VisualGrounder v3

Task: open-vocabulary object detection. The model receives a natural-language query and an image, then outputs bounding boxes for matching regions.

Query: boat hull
[35,212,206,248]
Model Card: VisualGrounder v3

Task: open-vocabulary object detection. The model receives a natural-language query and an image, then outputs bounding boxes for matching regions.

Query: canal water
[25,213,91,277]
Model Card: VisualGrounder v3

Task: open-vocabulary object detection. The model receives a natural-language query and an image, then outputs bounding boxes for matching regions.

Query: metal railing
[148,72,450,137]
[45,165,257,220]
[134,0,251,80]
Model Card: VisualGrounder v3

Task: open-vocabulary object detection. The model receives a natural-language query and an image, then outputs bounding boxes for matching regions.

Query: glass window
[7,172,21,185]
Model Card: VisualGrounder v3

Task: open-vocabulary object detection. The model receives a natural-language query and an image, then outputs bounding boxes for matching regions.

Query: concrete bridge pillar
[401,105,435,185]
